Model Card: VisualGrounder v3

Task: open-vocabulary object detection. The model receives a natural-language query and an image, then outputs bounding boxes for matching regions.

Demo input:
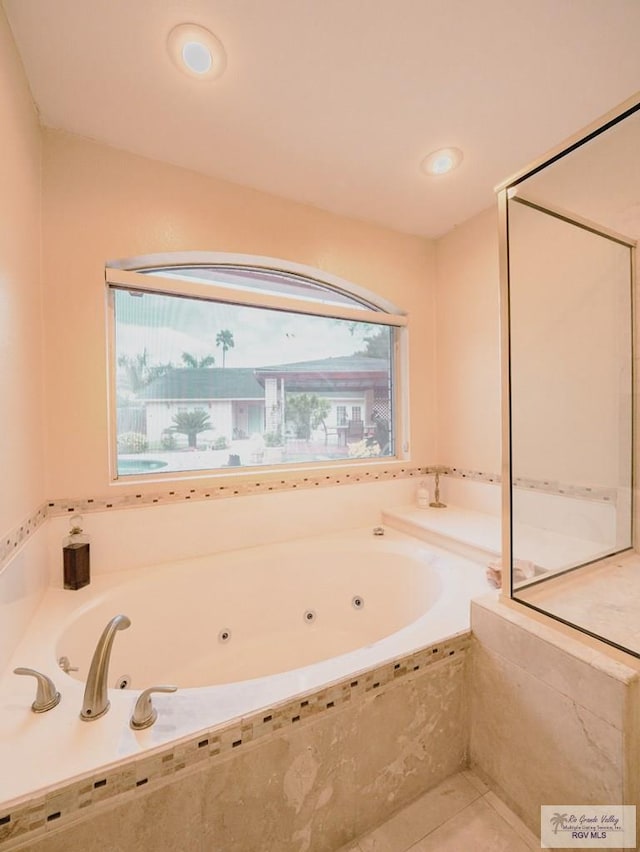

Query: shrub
[285,394,329,440]
[213,436,229,450]
[117,431,148,453]
[347,438,381,459]
[263,431,283,447]
[160,430,177,450]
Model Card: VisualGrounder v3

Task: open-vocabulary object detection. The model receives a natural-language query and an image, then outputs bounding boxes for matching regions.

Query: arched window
[106,253,407,479]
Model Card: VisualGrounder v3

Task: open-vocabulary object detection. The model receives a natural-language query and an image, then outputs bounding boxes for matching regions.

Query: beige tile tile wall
[0,634,469,851]
[470,596,640,844]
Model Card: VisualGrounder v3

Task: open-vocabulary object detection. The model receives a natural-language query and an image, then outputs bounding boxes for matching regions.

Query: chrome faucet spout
[80,614,131,721]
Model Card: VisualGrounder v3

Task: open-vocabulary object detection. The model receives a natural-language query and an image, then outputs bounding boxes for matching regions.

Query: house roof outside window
[138,356,388,402]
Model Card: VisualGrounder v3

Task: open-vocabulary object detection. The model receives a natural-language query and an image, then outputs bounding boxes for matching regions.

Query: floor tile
[344,771,545,852]
[357,772,482,852]
[406,797,535,852]
[483,790,539,849]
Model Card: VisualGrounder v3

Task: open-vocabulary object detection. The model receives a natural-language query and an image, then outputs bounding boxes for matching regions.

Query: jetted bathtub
[0,526,490,806]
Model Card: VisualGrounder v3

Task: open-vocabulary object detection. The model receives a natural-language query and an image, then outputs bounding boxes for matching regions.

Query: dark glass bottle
[63,515,90,590]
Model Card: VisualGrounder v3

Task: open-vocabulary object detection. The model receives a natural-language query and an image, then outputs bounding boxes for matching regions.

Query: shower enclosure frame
[496,92,640,657]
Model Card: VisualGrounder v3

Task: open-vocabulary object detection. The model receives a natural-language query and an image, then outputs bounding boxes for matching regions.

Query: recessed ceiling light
[167,24,226,81]
[421,147,464,176]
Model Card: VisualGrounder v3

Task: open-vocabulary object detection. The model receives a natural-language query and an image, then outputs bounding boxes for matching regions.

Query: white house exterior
[135,356,391,449]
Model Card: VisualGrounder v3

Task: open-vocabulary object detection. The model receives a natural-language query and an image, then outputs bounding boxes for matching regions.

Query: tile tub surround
[1,464,433,576]
[0,634,470,851]
[44,476,428,583]
[469,595,640,843]
[0,471,426,686]
[0,524,49,674]
[0,504,48,571]
[443,465,618,505]
[0,463,615,577]
[1,527,490,804]
[383,497,618,571]
[383,504,501,565]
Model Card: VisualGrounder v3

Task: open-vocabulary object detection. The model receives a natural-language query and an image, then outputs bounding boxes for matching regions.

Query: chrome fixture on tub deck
[130,685,177,730]
[58,655,78,674]
[80,614,131,721]
[13,667,61,713]
[429,470,447,508]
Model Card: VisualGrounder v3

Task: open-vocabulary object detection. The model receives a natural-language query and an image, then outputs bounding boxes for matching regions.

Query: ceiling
[3,0,640,238]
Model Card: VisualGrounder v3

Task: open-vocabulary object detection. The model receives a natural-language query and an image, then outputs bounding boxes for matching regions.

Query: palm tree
[215,329,235,368]
[171,410,212,449]
[181,352,215,368]
[118,350,172,394]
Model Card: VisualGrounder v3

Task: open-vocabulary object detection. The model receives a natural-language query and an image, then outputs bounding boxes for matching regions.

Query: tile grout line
[480,790,540,850]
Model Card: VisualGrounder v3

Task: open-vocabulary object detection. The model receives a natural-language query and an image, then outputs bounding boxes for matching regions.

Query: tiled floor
[340,770,540,852]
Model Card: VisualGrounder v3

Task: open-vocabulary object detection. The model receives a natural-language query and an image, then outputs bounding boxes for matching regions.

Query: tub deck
[0,526,491,847]
[383,503,614,573]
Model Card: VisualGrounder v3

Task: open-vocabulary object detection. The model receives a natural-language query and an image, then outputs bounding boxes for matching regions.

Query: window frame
[106,254,409,482]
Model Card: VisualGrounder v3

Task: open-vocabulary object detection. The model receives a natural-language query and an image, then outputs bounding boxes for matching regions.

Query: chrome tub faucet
[80,614,131,721]
[14,667,61,713]
[130,685,177,730]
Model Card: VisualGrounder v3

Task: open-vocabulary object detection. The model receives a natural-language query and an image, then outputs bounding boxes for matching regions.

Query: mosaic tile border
[0,463,617,575]
[44,464,435,518]
[512,475,617,505]
[0,465,438,574]
[0,632,470,849]
[0,505,48,573]
[444,466,617,504]
[443,466,500,486]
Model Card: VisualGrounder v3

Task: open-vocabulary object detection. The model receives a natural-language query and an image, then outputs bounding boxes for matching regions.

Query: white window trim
[106,251,407,316]
[106,255,410,482]
[106,267,407,329]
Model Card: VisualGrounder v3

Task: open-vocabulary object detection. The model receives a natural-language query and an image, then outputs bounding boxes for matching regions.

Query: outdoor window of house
[106,260,407,478]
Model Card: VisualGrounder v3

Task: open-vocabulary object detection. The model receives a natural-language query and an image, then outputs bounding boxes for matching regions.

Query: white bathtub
[0,526,490,806]
[57,533,445,688]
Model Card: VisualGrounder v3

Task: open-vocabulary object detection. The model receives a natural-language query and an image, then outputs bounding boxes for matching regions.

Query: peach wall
[434,207,500,473]
[42,130,436,498]
[0,8,45,532]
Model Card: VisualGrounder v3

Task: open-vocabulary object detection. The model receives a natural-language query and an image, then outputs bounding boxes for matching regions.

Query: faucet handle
[14,667,61,713]
[58,655,79,673]
[130,685,177,730]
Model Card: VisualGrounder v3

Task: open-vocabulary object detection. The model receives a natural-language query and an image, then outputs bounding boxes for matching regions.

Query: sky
[114,290,382,369]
